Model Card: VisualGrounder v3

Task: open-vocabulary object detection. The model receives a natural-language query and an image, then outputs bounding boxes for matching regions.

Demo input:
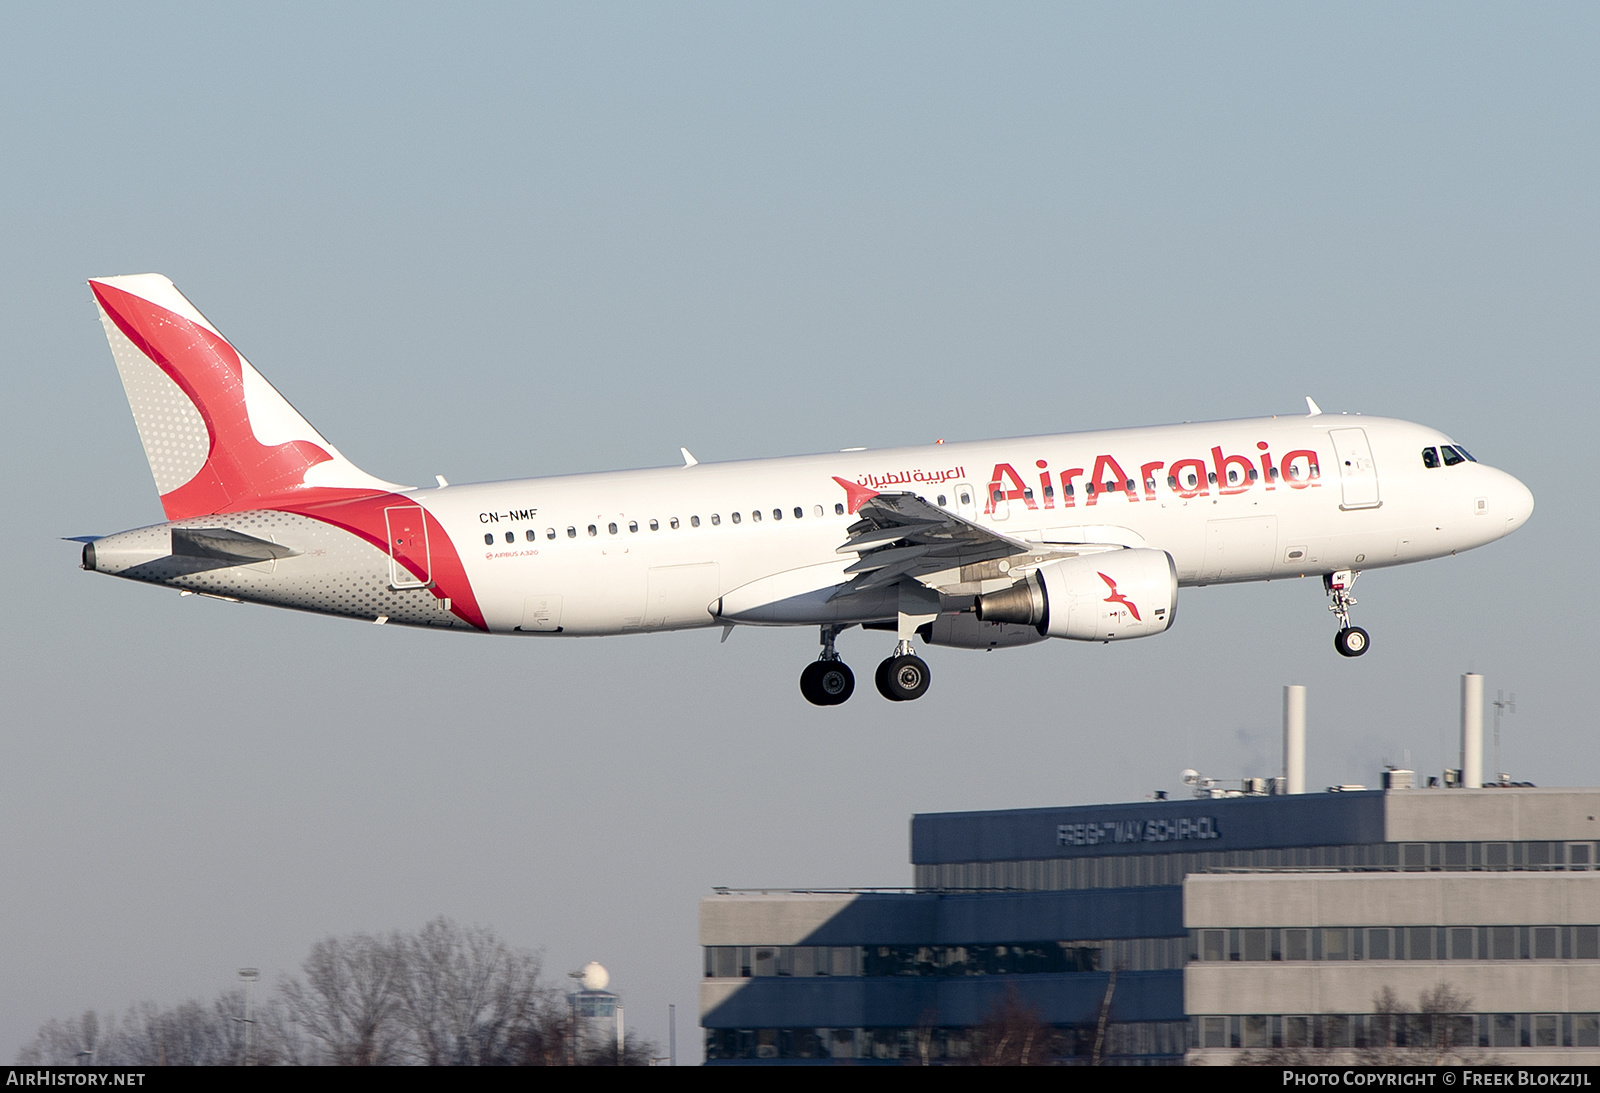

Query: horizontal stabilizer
[171,527,300,564]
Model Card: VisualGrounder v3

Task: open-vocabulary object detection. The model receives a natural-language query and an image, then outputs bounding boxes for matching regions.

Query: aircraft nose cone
[1504,472,1534,532]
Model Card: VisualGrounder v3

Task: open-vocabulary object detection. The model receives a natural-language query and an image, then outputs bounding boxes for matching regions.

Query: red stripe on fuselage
[279,493,489,632]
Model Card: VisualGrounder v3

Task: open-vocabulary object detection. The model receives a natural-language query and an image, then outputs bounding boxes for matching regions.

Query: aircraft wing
[830,491,1037,597]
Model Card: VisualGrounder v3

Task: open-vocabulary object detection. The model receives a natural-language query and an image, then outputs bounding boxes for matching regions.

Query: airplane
[77,274,1535,705]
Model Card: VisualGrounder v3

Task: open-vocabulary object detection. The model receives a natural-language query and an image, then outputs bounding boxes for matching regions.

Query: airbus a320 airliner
[78,275,1534,705]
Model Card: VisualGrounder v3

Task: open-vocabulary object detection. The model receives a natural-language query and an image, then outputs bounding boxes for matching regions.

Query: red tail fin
[90,275,405,519]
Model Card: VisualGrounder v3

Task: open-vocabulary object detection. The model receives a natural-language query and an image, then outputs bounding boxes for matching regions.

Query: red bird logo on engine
[1099,572,1142,622]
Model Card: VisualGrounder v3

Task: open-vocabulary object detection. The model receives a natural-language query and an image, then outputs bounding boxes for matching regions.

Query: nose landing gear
[1325,570,1370,658]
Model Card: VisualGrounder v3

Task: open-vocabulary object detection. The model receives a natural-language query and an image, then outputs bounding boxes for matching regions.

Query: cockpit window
[1422,447,1440,469]
[1441,446,1465,467]
[1454,446,1476,462]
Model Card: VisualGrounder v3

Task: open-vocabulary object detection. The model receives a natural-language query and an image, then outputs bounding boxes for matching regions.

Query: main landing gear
[1324,570,1370,658]
[799,626,934,704]
[875,641,931,703]
[800,626,855,706]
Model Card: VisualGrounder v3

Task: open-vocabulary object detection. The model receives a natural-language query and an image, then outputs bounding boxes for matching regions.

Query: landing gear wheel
[801,660,855,706]
[875,654,931,702]
[1334,626,1370,658]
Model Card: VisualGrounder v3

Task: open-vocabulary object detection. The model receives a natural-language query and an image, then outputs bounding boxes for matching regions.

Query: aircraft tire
[877,654,931,701]
[1334,626,1370,658]
[802,661,855,705]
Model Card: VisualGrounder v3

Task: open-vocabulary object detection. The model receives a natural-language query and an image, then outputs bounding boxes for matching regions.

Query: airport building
[700,678,1600,1065]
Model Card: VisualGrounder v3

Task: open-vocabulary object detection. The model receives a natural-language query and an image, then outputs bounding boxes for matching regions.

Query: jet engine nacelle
[917,613,1048,650]
[974,549,1178,641]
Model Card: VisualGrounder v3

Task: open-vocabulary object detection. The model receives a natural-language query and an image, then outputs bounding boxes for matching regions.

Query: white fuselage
[400,414,1530,636]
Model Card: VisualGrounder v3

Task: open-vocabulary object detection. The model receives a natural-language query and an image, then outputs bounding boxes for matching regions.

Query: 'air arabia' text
[983,441,1322,514]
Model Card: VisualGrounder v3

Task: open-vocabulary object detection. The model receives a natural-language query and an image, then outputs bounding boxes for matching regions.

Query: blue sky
[2,3,1595,1062]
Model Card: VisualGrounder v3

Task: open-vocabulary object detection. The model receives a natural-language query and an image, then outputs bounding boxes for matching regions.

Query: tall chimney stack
[1284,684,1306,794]
[1461,673,1484,789]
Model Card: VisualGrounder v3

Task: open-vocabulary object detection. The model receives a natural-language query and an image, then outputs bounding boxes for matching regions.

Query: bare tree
[18,918,655,1067]
[972,985,1059,1065]
[1238,982,1492,1066]
[396,917,548,1065]
[280,931,406,1065]
[17,1011,104,1066]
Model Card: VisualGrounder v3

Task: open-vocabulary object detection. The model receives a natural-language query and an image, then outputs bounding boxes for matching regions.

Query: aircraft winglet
[1305,397,1323,417]
[681,447,698,468]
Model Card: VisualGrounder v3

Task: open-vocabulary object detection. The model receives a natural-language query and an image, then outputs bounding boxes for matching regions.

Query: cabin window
[711,514,721,526]
[1043,485,1054,500]
[505,531,515,543]
[1227,469,1239,484]
[773,509,782,520]
[567,526,577,538]
[1268,467,1278,481]
[546,528,556,539]
[1423,447,1440,469]
[484,533,494,545]
[1022,488,1034,500]
[587,525,597,537]
[813,505,824,517]
[1167,475,1177,489]
[1085,482,1095,495]
[732,512,742,524]
[937,495,947,506]
[1063,484,1074,498]
[835,503,845,515]
[1186,473,1198,488]
[649,519,659,531]
[525,530,536,542]
[629,521,639,533]
[793,507,803,519]
[992,488,1004,503]
[670,518,680,530]
[608,522,618,535]
[691,516,701,527]
[752,510,762,523]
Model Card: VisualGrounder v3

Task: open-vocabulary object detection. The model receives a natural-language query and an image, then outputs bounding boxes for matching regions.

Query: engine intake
[975,549,1178,641]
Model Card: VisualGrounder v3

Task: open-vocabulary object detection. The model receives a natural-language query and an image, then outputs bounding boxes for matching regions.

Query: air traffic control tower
[701,677,1600,1065]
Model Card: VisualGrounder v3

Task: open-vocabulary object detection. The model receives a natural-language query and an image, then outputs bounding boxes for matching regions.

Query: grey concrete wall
[1186,962,1600,1015]
[1184,871,1600,928]
[1385,788,1600,843]
[700,893,883,946]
